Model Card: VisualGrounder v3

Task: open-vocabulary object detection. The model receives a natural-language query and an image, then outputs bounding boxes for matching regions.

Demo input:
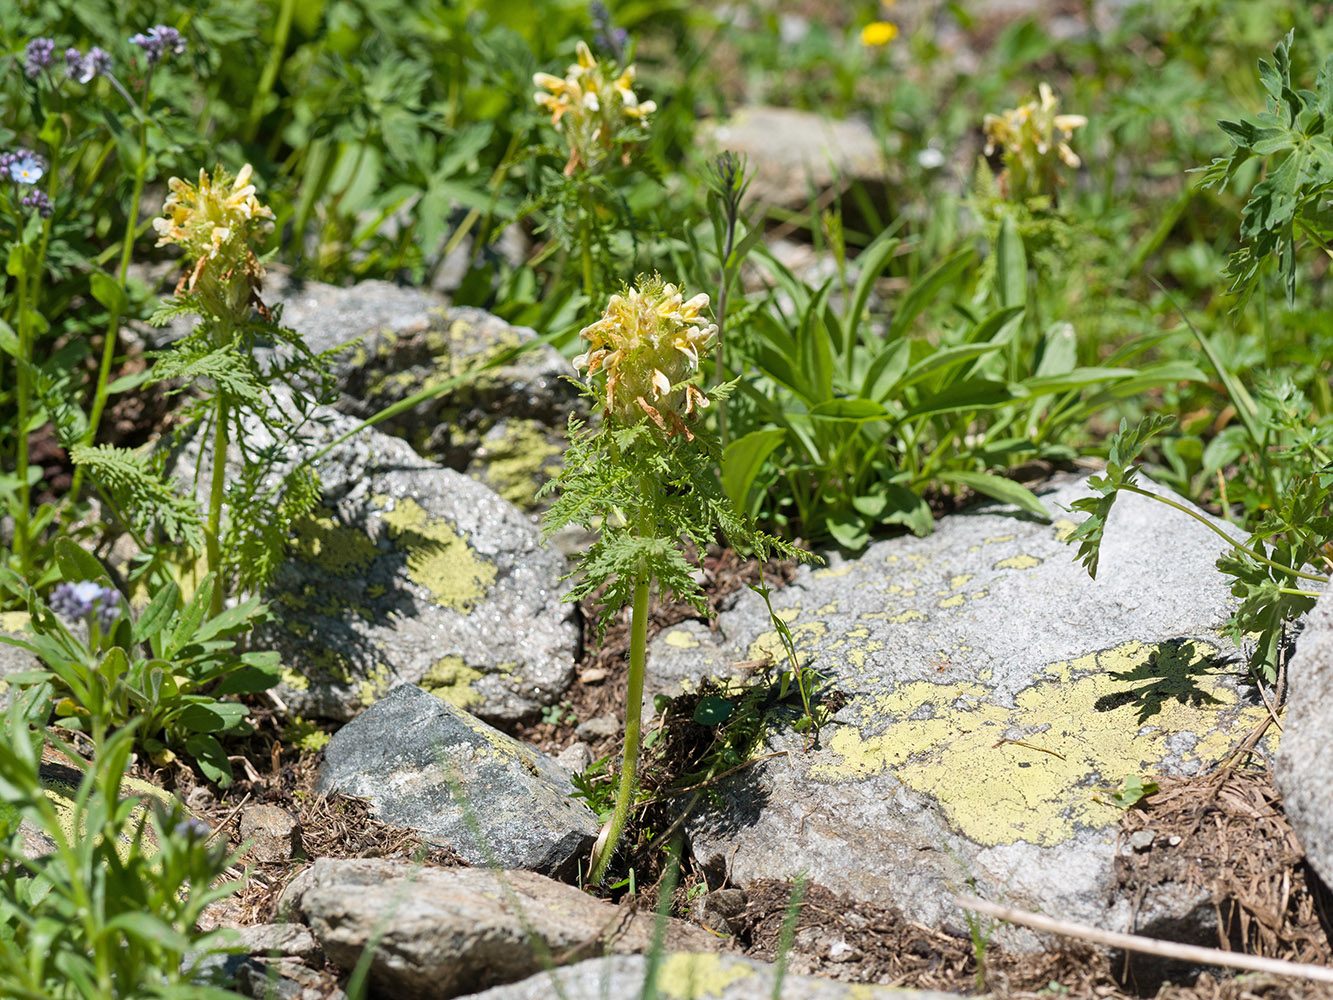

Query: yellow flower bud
[982,83,1086,201]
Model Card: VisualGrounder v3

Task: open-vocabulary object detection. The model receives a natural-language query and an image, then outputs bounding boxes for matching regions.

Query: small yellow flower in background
[574,277,715,438]
[982,83,1087,202]
[860,21,898,46]
[533,40,656,176]
[153,163,275,315]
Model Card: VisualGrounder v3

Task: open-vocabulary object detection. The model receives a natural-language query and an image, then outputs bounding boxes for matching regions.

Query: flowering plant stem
[74,75,154,502]
[590,569,651,884]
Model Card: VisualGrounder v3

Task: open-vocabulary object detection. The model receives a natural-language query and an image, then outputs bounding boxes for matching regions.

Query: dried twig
[956,894,1333,985]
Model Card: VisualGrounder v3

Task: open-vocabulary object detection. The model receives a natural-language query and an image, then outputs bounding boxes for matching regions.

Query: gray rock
[233,957,345,1000]
[691,888,747,936]
[458,953,959,1000]
[649,474,1269,948]
[574,715,619,741]
[316,685,597,876]
[248,399,577,723]
[0,612,41,711]
[239,805,300,864]
[1275,580,1333,887]
[700,107,889,210]
[233,923,322,963]
[279,858,719,1000]
[552,742,593,776]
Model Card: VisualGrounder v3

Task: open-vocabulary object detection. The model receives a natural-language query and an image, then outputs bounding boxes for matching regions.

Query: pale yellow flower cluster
[574,278,715,438]
[154,163,275,316]
[983,83,1087,200]
[533,41,656,175]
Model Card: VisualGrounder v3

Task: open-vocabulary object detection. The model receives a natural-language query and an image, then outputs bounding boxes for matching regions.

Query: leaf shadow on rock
[1092,639,1228,725]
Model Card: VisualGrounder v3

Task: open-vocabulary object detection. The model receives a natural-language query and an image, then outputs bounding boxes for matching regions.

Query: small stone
[1168,835,1182,846]
[579,667,607,685]
[552,742,593,775]
[1128,830,1156,852]
[690,887,747,936]
[828,937,859,963]
[236,923,322,963]
[317,685,597,877]
[574,715,619,740]
[239,805,300,864]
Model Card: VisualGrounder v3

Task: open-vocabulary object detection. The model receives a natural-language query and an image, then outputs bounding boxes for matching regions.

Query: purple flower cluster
[22,189,53,218]
[49,580,123,631]
[590,2,628,63]
[130,25,186,67]
[64,45,112,84]
[24,37,56,77]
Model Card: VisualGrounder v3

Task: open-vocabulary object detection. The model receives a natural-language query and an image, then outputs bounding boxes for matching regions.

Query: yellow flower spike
[532,40,655,174]
[982,83,1086,201]
[861,21,898,46]
[153,162,275,318]
[575,276,716,437]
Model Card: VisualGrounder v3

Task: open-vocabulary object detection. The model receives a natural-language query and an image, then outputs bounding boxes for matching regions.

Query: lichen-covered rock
[279,858,719,1000]
[649,474,1270,948]
[265,442,577,722]
[315,684,596,876]
[0,611,41,712]
[1275,580,1333,887]
[699,106,889,209]
[459,953,961,1000]
[143,269,578,511]
[276,277,578,510]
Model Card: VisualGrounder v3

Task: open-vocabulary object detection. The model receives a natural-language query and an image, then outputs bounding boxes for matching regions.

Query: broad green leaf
[846,230,901,351]
[900,343,1004,389]
[860,339,911,403]
[902,378,1014,419]
[89,272,128,315]
[995,214,1027,310]
[693,695,734,726]
[1020,367,1137,395]
[722,428,786,512]
[936,471,1051,520]
[886,247,973,340]
[54,538,108,587]
[808,399,891,421]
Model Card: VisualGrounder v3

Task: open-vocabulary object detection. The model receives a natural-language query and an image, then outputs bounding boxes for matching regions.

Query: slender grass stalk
[204,392,230,617]
[245,0,297,144]
[1118,483,1329,585]
[589,571,651,885]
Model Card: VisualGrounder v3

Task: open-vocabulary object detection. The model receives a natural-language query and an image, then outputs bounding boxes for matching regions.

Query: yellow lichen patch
[938,594,966,609]
[994,554,1043,571]
[846,640,883,670]
[0,611,30,633]
[747,621,826,664]
[985,534,1017,544]
[949,574,974,589]
[421,655,485,709]
[656,954,754,999]
[971,589,989,601]
[664,629,700,649]
[887,610,925,624]
[379,497,497,612]
[291,510,381,578]
[474,420,563,508]
[810,639,1268,847]
[846,627,870,639]
[280,667,310,691]
[817,601,840,614]
[357,664,394,707]
[1053,518,1079,542]
[813,564,856,580]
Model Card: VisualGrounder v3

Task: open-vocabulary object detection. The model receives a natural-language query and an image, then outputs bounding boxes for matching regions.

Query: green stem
[1119,483,1330,584]
[245,0,297,144]
[75,84,152,500]
[204,391,229,617]
[589,572,650,885]
[14,276,31,577]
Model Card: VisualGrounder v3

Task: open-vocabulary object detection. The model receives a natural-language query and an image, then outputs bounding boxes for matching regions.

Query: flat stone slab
[1275,581,1333,887]
[649,475,1271,945]
[699,106,888,209]
[316,684,596,876]
[459,953,960,1000]
[280,858,719,1000]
